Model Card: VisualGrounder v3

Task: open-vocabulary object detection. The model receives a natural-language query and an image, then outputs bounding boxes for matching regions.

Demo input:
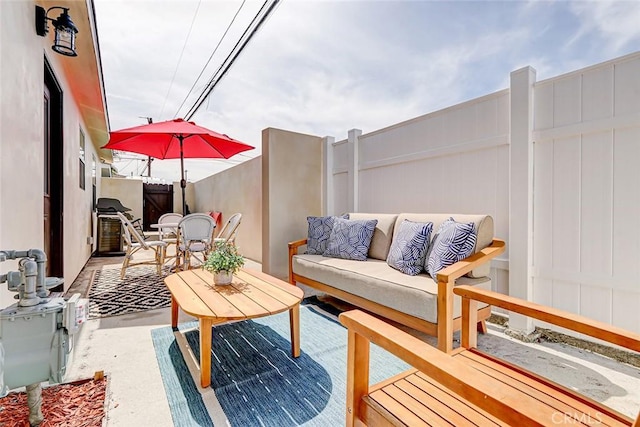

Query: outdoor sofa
[288,213,505,353]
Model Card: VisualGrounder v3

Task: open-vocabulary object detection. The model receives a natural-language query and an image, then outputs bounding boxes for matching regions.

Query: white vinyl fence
[531,54,640,333]
[325,51,640,335]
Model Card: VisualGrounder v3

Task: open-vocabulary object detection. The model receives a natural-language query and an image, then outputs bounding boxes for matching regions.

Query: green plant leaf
[203,241,245,273]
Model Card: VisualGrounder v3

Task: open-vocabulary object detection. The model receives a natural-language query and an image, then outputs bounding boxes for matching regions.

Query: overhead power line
[183,0,281,121]
[173,0,247,119]
[159,1,202,120]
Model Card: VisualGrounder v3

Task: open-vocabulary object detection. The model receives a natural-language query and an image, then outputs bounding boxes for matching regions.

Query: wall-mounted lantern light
[35,5,79,57]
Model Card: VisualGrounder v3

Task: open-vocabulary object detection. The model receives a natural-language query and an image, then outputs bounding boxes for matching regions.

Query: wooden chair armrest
[339,309,564,425]
[436,238,505,283]
[454,285,640,353]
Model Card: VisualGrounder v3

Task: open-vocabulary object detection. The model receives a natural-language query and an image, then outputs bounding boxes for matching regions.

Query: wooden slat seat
[339,287,640,427]
[366,369,506,426]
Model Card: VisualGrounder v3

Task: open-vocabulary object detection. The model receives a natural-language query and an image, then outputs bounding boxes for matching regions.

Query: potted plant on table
[203,240,245,285]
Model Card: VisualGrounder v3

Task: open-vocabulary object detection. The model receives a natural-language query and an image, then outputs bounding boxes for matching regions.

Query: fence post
[322,136,335,216]
[509,66,536,335]
[347,129,362,212]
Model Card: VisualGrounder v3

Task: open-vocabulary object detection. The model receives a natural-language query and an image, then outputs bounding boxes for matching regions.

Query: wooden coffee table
[164,267,304,387]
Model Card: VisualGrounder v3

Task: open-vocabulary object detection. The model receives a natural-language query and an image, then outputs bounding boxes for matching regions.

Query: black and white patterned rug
[88,265,172,319]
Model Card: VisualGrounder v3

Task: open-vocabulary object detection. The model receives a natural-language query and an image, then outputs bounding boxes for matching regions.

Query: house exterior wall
[0,1,108,307]
[193,156,262,263]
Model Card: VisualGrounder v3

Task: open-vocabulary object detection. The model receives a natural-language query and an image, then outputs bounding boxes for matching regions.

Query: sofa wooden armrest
[436,238,505,353]
[339,303,640,426]
[288,238,307,286]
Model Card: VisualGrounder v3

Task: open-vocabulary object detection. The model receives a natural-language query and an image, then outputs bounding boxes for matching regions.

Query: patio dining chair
[177,213,217,270]
[214,213,242,245]
[157,212,182,264]
[115,212,167,279]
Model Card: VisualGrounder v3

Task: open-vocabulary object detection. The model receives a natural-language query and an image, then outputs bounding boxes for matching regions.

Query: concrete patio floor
[60,252,640,426]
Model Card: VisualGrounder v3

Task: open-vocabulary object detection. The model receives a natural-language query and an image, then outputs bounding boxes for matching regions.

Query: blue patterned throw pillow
[426,218,477,278]
[386,220,433,276]
[305,214,349,255]
[323,218,378,261]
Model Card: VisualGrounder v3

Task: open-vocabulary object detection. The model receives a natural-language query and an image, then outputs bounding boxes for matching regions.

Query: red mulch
[0,376,106,427]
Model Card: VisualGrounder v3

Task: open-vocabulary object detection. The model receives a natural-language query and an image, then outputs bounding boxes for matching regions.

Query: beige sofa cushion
[293,254,490,323]
[349,213,398,261]
[394,214,494,278]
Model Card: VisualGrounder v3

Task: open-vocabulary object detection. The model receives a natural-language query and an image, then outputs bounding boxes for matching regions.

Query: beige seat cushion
[293,254,490,323]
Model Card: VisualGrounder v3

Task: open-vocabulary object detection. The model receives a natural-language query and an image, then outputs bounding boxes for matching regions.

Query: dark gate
[143,183,173,231]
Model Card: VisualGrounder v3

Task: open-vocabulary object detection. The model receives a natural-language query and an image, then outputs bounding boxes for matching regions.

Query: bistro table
[164,267,304,387]
[150,222,180,269]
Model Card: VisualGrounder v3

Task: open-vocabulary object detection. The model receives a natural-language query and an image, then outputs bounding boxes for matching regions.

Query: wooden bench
[339,285,640,426]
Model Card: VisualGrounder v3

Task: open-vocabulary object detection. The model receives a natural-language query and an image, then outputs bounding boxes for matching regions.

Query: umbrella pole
[179,135,187,215]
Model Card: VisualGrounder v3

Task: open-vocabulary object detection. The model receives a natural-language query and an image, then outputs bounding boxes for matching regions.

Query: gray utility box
[0,298,69,389]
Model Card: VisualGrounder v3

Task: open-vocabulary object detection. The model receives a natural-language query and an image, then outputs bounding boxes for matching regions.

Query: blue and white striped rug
[151,300,410,426]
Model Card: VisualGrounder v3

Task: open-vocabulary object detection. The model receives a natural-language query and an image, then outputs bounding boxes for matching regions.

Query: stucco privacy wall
[172,180,195,216]
[262,128,322,279]
[0,1,103,306]
[101,178,144,223]
[193,156,262,263]
[328,91,511,298]
[531,52,640,334]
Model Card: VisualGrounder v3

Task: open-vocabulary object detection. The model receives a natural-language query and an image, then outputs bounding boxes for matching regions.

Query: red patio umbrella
[102,118,254,215]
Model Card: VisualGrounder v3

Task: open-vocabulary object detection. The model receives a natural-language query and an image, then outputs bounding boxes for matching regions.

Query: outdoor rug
[88,265,171,319]
[151,300,410,426]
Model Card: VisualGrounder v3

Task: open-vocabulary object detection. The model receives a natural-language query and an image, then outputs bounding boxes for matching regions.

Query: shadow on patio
[62,252,640,426]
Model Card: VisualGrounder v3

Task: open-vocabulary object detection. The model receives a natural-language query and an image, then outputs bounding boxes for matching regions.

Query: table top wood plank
[235,269,303,306]
[188,269,276,318]
[166,267,303,322]
[166,269,244,318]
[164,273,216,318]
[182,269,251,318]
[229,280,294,314]
[238,268,303,295]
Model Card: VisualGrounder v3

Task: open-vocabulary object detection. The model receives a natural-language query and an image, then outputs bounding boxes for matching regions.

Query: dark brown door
[143,183,173,230]
[44,85,51,275]
[44,60,64,282]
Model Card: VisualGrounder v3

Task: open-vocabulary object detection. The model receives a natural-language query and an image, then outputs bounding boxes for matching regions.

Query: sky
[95,0,640,183]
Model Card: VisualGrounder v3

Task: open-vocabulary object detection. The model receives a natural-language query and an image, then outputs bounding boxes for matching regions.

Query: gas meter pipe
[0,249,48,299]
[18,258,39,307]
[26,382,44,426]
